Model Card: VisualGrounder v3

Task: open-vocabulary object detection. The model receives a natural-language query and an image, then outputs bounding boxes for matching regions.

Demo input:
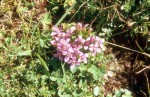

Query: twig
[144,72,149,91]
[68,1,87,23]
[100,5,114,10]
[133,9,149,16]
[135,66,150,74]
[113,5,126,22]
[105,41,150,58]
[135,40,144,52]
[89,13,100,28]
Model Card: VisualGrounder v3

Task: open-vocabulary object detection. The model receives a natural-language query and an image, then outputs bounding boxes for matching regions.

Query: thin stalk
[68,1,87,23]
[105,41,150,58]
[135,40,144,52]
[55,5,75,26]
[61,63,68,88]
[37,28,41,53]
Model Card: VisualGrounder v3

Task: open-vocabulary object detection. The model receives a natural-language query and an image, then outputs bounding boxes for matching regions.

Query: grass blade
[35,53,49,71]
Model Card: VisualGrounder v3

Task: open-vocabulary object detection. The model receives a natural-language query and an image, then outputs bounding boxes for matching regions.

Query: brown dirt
[103,32,150,97]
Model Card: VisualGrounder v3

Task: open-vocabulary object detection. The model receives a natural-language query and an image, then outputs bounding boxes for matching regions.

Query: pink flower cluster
[50,23,105,70]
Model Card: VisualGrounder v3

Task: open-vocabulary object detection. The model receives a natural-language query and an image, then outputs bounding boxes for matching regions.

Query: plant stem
[68,1,87,23]
[105,41,150,57]
[61,63,68,88]
[55,5,75,26]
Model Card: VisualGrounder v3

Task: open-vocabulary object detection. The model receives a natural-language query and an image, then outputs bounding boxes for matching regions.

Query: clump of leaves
[107,88,132,97]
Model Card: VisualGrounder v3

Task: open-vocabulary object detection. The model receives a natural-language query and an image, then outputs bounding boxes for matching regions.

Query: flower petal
[84,46,88,50]
[68,47,74,53]
[64,56,70,62]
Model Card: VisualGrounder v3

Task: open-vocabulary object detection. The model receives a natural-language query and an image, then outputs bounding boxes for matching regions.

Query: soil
[104,32,150,97]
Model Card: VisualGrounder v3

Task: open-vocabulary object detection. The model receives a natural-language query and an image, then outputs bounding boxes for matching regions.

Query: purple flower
[52,26,60,33]
[74,36,85,44]
[50,23,105,70]
[78,53,89,63]
[64,56,70,63]
[76,22,89,30]
[72,44,82,50]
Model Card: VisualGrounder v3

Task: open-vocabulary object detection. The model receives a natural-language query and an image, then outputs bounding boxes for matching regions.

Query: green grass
[0,0,150,96]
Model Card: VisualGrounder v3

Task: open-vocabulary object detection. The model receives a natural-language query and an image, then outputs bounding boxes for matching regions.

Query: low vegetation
[0,0,149,96]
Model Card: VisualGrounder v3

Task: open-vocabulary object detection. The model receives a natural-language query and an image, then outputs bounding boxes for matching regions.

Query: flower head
[50,23,105,70]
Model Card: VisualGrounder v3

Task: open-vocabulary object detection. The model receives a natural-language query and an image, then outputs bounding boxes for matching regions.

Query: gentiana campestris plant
[50,23,105,70]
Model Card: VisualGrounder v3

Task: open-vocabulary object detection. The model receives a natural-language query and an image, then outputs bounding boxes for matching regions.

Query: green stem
[55,5,75,26]
[68,1,87,23]
[61,63,68,88]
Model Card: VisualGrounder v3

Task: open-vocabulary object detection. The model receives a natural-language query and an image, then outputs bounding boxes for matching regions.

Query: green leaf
[87,65,97,74]
[0,79,5,93]
[39,39,45,47]
[11,65,26,71]
[50,76,57,81]
[41,12,52,25]
[0,32,3,37]
[79,79,83,88]
[17,6,28,13]
[72,91,83,97]
[93,73,99,80]
[17,50,31,56]
[87,65,99,80]
[106,94,112,97]
[71,66,78,73]
[93,86,99,96]
[59,94,72,97]
[35,53,49,71]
